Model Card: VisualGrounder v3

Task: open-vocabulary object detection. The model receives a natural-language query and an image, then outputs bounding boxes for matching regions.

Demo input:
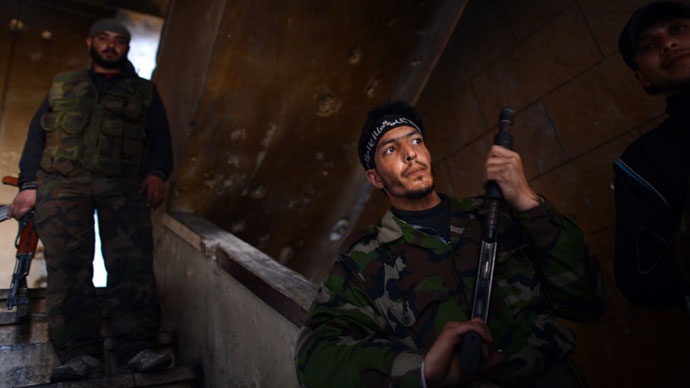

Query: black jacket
[613,92,690,310]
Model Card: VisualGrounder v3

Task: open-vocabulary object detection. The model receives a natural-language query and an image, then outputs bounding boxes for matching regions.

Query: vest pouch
[96,81,151,177]
[123,97,144,121]
[39,111,86,175]
[102,93,126,116]
[122,122,146,175]
[96,111,125,176]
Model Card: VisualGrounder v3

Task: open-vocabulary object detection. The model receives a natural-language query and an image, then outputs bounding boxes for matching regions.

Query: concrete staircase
[0,288,202,387]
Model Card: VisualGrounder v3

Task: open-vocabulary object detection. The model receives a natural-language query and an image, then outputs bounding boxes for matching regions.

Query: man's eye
[384,146,395,154]
[412,138,422,144]
[637,42,654,54]
[672,24,687,33]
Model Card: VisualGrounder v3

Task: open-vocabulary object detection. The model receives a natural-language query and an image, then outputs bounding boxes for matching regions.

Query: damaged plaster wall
[157,0,467,282]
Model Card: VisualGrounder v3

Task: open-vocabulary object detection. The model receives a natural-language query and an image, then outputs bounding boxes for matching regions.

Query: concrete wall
[354,1,689,386]
[153,211,316,388]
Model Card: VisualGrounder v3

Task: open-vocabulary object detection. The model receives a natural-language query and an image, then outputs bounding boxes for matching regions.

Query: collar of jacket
[88,59,138,79]
[666,92,690,123]
[376,194,482,251]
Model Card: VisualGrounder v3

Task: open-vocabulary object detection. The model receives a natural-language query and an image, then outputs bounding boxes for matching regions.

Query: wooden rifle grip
[2,176,19,187]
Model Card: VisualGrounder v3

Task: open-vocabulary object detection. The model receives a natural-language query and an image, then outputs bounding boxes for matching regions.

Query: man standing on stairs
[614,1,690,312]
[7,18,173,382]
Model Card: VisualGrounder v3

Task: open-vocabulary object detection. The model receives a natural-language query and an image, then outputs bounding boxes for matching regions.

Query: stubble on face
[90,44,127,69]
[378,162,436,200]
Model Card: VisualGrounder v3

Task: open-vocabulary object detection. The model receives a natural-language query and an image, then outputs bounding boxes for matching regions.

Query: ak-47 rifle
[460,107,514,373]
[1,176,39,314]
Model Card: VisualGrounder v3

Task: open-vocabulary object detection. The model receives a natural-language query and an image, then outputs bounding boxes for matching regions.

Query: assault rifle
[2,176,38,316]
[460,108,514,373]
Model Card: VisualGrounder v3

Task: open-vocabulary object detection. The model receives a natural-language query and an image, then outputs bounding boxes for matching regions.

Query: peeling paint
[365,78,380,98]
[203,175,220,190]
[255,150,267,169]
[316,93,342,117]
[329,218,350,241]
[226,154,241,167]
[250,186,267,200]
[262,123,277,148]
[347,46,362,65]
[230,128,247,141]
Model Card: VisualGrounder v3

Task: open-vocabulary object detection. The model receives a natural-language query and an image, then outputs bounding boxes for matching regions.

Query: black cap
[618,2,690,70]
[89,18,131,43]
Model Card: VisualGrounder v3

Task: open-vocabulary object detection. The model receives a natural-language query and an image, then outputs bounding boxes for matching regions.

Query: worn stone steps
[0,288,201,387]
[17,365,202,388]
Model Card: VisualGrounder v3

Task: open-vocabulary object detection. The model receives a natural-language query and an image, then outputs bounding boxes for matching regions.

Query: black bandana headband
[361,115,422,170]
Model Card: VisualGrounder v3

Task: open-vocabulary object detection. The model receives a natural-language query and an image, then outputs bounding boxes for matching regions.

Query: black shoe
[50,355,102,382]
[126,349,171,372]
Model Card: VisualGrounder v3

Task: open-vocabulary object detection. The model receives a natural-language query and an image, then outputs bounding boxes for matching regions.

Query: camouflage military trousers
[35,170,160,364]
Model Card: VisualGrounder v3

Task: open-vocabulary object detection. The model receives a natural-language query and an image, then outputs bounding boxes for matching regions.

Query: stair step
[0,342,59,386]
[0,288,201,387]
[1,339,178,382]
[15,365,202,388]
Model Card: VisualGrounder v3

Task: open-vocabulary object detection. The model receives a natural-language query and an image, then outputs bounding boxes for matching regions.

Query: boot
[50,355,102,382]
[125,349,171,372]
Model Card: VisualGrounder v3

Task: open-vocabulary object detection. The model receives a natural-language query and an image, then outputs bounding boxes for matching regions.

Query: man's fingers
[487,144,519,158]
[482,350,507,370]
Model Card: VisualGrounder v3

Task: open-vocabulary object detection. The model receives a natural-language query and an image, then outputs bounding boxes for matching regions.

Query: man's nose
[403,145,416,161]
[661,35,678,53]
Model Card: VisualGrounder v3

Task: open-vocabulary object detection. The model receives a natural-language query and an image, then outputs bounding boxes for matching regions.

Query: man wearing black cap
[7,18,173,381]
[295,101,606,387]
[614,1,690,311]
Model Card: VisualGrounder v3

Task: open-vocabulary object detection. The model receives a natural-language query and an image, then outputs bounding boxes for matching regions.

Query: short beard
[402,182,435,200]
[90,46,127,70]
[379,165,436,200]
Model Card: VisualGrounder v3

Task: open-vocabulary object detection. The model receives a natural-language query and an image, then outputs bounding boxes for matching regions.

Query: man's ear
[366,169,384,190]
[86,36,92,49]
[634,70,652,88]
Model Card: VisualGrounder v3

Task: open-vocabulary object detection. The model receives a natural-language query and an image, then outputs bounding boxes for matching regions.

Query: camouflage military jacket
[295,195,606,388]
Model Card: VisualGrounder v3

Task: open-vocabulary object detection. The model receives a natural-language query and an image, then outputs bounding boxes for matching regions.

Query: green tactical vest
[39,70,153,177]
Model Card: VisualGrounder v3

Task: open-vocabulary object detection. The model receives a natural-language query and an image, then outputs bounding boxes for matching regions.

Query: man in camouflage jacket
[295,102,606,387]
[8,19,172,382]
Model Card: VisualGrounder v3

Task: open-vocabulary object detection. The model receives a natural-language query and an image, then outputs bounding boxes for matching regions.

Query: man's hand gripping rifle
[460,108,514,373]
[1,176,38,313]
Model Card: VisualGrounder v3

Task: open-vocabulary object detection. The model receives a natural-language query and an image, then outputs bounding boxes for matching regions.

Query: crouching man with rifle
[1,176,39,320]
[295,101,607,387]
